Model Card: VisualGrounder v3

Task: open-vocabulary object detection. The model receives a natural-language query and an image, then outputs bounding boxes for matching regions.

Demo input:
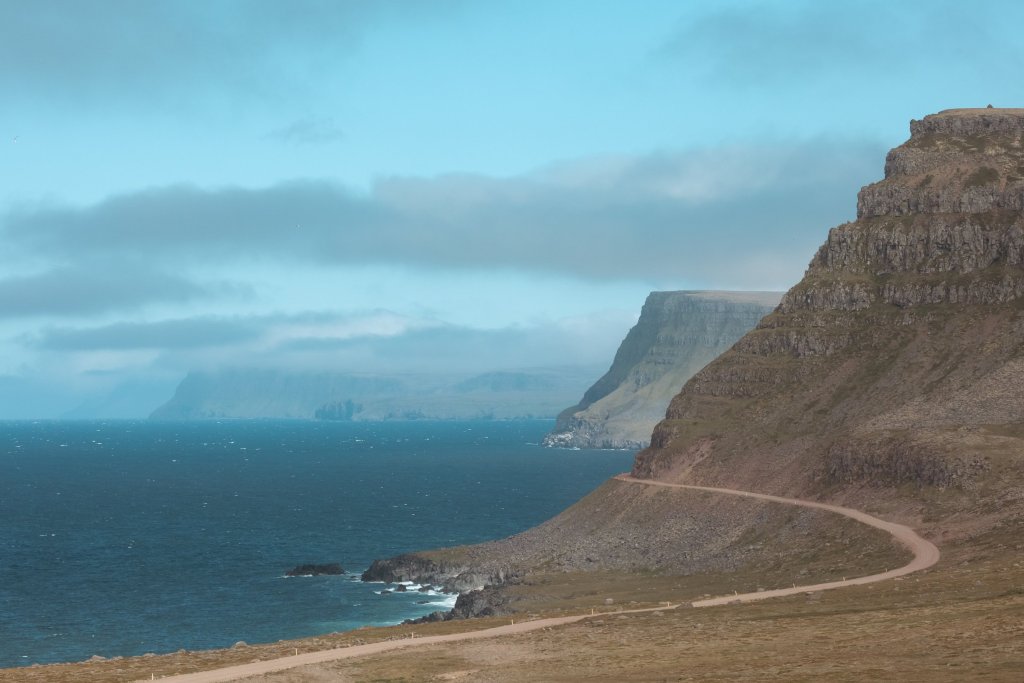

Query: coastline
[0,474,941,682]
[0,419,633,669]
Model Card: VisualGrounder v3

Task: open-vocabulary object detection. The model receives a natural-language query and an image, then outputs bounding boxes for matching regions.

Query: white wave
[427,594,458,608]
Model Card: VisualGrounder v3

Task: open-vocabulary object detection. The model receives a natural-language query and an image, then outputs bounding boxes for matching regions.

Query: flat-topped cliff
[543,291,780,449]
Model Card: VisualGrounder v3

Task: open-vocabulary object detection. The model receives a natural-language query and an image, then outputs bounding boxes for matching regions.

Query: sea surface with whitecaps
[0,419,634,668]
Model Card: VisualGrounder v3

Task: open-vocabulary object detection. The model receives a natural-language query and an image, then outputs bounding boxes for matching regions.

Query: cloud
[266,117,345,145]
[3,180,378,262]
[0,312,629,418]
[32,318,263,351]
[185,315,627,375]
[658,0,1023,86]
[0,266,238,318]
[23,306,629,378]
[28,309,426,352]
[0,1,455,106]
[1,138,883,288]
[391,320,625,372]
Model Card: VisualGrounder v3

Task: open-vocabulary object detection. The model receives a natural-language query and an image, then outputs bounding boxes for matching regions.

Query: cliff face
[543,291,780,449]
[636,109,1024,506]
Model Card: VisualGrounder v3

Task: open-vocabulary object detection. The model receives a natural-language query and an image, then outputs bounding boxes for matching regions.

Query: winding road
[143,475,939,682]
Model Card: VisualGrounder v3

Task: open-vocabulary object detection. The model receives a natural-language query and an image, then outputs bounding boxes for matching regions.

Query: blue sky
[1,0,1022,417]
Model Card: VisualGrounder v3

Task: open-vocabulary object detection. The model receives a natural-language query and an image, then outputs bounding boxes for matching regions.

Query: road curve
[144,475,939,682]
[614,475,940,607]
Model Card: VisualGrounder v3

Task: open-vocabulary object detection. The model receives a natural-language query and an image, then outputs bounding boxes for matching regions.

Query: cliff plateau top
[859,106,1024,218]
[912,106,1024,133]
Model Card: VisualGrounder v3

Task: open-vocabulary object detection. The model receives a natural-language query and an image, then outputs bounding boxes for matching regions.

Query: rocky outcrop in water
[361,554,517,593]
[364,553,521,624]
[544,291,780,449]
[285,563,344,577]
[402,584,517,625]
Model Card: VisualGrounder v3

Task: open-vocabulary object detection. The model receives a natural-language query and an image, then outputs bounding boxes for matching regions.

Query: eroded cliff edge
[543,291,781,449]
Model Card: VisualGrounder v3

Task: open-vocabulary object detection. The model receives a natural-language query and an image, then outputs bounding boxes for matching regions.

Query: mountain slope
[636,108,1024,522]
[365,108,1024,596]
[544,291,780,449]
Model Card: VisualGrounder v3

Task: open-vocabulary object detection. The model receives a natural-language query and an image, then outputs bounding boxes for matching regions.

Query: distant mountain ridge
[150,367,603,421]
[544,291,781,449]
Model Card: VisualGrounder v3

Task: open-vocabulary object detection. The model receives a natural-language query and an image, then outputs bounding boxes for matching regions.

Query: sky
[1,0,1023,417]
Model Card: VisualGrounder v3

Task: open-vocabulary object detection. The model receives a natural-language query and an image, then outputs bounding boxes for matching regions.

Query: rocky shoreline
[361,554,520,623]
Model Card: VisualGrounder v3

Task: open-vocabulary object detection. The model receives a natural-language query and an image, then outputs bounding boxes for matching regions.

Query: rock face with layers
[544,291,780,449]
[636,108,1024,500]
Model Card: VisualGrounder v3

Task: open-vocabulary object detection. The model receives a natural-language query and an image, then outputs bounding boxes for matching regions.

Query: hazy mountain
[150,367,605,421]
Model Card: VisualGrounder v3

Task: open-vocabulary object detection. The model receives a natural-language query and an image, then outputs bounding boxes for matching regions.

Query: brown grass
[8,524,1018,682]
[245,543,1024,682]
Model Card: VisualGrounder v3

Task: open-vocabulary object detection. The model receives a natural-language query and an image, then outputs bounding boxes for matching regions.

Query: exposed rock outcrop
[361,554,517,594]
[544,291,780,449]
[402,584,517,624]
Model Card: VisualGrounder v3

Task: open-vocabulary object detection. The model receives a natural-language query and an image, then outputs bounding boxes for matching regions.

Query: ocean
[0,419,634,668]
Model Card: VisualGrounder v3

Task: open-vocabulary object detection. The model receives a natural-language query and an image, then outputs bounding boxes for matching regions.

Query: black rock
[403,610,449,625]
[449,586,512,619]
[361,554,438,583]
[285,563,345,577]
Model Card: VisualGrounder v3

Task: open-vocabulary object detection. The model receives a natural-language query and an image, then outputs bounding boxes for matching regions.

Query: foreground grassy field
[3,525,1020,683]
[247,544,1024,683]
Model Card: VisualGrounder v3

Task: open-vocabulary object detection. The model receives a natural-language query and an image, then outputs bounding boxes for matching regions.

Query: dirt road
[145,475,939,682]
[616,475,941,607]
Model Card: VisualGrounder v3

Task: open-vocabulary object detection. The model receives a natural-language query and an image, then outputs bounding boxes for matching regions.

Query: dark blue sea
[0,419,633,668]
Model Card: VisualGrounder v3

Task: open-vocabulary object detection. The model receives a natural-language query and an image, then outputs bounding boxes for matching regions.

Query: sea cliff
[543,291,780,449]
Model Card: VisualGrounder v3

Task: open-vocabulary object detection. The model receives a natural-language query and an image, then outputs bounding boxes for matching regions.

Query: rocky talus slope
[364,109,1024,614]
[543,291,780,449]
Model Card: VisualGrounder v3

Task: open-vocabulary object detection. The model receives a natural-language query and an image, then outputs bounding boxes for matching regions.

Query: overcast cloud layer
[3,139,880,289]
[0,1,446,105]
[1,0,1022,417]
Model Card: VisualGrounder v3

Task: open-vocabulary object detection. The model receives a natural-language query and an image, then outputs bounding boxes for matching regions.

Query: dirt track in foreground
[144,474,940,683]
